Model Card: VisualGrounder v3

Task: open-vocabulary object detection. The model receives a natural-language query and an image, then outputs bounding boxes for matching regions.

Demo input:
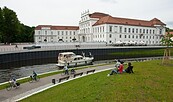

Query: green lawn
[109,48,173,58]
[20,60,173,102]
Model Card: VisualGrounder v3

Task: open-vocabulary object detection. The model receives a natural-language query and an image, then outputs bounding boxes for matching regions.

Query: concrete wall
[0,47,165,69]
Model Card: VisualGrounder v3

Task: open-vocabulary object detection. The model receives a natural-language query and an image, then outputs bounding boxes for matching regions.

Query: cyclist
[10,76,18,88]
[31,70,37,81]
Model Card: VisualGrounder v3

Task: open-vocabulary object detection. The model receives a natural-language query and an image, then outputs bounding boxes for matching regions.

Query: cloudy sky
[1,0,173,28]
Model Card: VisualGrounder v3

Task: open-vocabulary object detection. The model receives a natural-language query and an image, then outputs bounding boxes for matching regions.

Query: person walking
[64,65,69,75]
[15,44,18,48]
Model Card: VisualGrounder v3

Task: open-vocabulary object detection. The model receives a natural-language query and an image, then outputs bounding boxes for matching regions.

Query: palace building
[35,10,166,45]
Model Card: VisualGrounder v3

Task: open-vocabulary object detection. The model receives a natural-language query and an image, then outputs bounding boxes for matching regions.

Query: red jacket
[118,64,123,73]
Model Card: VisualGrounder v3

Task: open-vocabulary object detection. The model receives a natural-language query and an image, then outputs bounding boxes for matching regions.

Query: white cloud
[98,0,117,4]
[0,0,172,28]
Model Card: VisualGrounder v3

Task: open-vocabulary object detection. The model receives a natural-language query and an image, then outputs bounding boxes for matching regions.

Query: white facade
[35,26,79,43]
[78,11,166,45]
[35,11,166,45]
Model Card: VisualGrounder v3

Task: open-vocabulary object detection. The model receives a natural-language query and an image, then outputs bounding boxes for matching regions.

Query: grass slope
[20,60,173,102]
[110,48,173,58]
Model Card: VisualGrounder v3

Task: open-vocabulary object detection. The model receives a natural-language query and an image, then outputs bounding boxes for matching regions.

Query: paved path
[0,64,115,102]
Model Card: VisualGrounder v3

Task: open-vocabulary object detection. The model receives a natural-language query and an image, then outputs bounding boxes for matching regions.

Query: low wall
[0,46,165,69]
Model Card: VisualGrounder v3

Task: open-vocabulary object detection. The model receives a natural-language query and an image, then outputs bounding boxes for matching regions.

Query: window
[45,31,47,35]
[38,31,40,34]
[109,34,112,38]
[119,26,122,33]
[132,35,134,38]
[143,29,145,34]
[140,29,142,33]
[128,28,131,33]
[129,35,130,38]
[136,35,138,39]
[136,29,138,33]
[153,30,155,34]
[124,28,127,33]
[109,26,112,32]
[146,29,148,34]
[51,31,53,35]
[132,28,134,33]
[66,31,68,35]
[57,31,59,35]
[62,31,64,35]
[125,35,126,38]
[119,34,122,38]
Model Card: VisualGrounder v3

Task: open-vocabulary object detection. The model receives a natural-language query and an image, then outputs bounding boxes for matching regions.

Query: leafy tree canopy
[161,28,173,47]
[0,6,34,43]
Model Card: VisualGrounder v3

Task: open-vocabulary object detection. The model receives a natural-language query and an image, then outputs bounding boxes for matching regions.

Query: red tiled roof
[166,31,173,35]
[93,15,166,27]
[89,12,110,19]
[150,18,165,25]
[35,25,79,30]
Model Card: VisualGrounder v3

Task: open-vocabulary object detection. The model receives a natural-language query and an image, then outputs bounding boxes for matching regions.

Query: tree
[15,24,34,42]
[2,6,20,44]
[161,28,173,64]
[0,7,4,43]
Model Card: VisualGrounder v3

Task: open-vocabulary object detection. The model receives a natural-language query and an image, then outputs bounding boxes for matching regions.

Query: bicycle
[61,69,68,76]
[61,68,76,76]
[6,81,20,91]
[28,75,40,83]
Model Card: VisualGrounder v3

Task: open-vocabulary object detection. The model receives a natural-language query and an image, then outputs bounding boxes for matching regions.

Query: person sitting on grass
[124,62,134,74]
[107,60,124,76]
